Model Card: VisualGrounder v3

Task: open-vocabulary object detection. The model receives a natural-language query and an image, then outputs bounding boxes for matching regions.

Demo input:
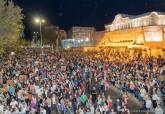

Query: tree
[56,30,67,50]
[43,26,67,50]
[19,38,31,47]
[0,0,24,53]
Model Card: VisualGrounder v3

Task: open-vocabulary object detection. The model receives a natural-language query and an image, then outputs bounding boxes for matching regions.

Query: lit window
[145,31,163,41]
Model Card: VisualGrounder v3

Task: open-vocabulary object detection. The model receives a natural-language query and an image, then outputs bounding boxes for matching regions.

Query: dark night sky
[14,0,165,39]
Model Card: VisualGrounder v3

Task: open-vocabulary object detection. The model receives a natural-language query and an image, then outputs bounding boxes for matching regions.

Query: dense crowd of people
[0,47,164,114]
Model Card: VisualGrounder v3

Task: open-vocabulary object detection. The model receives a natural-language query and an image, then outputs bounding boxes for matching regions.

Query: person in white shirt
[140,87,146,100]
[10,99,18,109]
[21,102,28,114]
[0,103,4,114]
[155,104,164,114]
[145,97,152,111]
[40,107,46,114]
[152,92,159,108]
[52,94,56,104]
[51,93,57,112]
[90,104,95,114]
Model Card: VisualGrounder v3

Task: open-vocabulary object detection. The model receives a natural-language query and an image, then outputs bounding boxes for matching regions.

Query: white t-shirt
[140,89,146,98]
[90,106,95,114]
[79,110,84,114]
[51,84,56,92]
[40,109,46,114]
[0,104,4,114]
[152,94,159,101]
[146,99,152,109]
[52,97,56,104]
[155,107,164,114]
[22,107,27,114]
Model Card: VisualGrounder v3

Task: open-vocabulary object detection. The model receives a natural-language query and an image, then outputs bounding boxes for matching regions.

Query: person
[95,108,101,114]
[110,109,117,114]
[86,108,92,114]
[145,96,152,112]
[90,102,95,114]
[121,105,130,114]
[0,47,164,114]
[91,87,97,104]
[155,104,164,114]
[40,106,46,114]
[0,102,4,114]
[77,106,84,114]
[152,92,159,108]
[51,93,57,112]
[107,96,113,112]
[10,98,18,109]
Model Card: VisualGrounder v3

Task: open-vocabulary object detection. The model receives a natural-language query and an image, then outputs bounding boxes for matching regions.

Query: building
[67,26,96,47]
[100,11,165,57]
[94,31,105,45]
[68,26,95,39]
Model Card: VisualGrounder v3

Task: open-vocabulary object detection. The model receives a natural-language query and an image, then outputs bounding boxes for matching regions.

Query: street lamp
[34,18,45,47]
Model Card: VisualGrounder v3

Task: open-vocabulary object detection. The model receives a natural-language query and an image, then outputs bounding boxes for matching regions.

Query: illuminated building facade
[101,12,165,57]
[68,26,95,39]
[94,31,105,45]
[67,26,96,47]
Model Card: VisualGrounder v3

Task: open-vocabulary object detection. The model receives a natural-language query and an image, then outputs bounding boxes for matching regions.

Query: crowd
[0,47,164,114]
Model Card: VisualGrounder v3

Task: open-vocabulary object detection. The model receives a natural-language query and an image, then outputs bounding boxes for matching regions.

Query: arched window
[150,12,158,25]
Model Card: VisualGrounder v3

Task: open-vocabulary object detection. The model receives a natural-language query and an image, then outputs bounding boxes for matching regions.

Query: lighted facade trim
[105,12,165,32]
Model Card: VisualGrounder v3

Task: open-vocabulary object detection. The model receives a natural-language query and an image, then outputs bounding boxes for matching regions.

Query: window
[145,31,163,41]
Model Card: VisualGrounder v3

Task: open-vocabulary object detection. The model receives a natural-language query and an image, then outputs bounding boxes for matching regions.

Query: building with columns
[100,11,165,57]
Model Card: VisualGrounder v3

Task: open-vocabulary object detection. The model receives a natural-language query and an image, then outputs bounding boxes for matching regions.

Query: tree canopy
[0,0,24,53]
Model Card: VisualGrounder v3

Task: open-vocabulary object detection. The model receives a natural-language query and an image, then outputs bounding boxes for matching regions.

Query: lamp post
[35,18,45,47]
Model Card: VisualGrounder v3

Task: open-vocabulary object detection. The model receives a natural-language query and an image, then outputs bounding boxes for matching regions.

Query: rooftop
[105,11,165,26]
